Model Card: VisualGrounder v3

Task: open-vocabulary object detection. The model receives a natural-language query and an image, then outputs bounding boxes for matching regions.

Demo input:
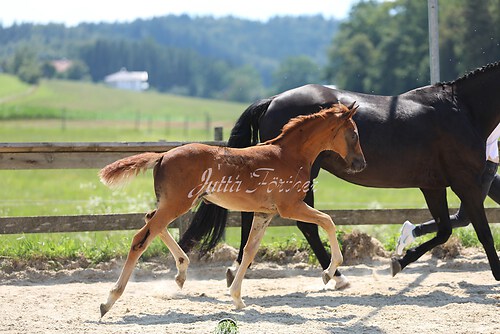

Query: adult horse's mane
[439,61,500,86]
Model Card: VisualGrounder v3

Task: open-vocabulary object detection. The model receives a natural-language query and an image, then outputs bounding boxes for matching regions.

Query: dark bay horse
[179,61,500,285]
[98,104,365,316]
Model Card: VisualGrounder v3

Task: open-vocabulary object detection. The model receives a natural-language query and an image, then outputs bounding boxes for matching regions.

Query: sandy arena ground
[0,248,499,334]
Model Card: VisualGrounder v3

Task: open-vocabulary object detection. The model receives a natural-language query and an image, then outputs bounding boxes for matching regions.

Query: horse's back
[259,84,483,188]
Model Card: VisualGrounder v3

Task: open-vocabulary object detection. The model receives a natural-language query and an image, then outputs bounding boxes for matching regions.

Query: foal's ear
[341,102,358,119]
[348,104,359,118]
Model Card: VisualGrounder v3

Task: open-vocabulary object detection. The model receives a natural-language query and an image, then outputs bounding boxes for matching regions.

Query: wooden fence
[1,135,499,235]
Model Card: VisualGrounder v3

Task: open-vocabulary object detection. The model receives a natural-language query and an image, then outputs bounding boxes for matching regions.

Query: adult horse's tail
[178,98,273,254]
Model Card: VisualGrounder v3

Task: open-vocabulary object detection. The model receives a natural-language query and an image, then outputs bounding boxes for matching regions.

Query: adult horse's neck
[452,62,500,139]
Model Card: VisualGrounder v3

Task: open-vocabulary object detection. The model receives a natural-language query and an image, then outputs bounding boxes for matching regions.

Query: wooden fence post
[135,111,141,131]
[214,126,223,141]
[61,108,67,131]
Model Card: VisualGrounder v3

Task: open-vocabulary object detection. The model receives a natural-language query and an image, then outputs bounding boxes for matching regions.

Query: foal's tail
[99,152,163,189]
[178,97,273,255]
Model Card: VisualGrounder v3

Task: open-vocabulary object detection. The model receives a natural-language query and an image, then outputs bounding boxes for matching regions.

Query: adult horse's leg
[466,209,500,280]
[452,185,500,280]
[100,207,179,318]
[487,174,500,204]
[392,188,452,275]
[229,213,274,309]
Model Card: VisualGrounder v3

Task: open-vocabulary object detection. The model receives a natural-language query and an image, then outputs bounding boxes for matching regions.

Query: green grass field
[0,74,31,99]
[0,75,498,264]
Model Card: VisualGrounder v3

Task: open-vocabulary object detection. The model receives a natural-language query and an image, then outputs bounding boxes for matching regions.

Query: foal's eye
[352,132,358,141]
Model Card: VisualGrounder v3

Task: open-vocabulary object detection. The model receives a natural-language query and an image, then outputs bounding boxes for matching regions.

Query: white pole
[428,0,440,84]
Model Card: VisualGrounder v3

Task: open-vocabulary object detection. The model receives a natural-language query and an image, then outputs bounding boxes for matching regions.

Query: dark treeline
[1,0,499,101]
[0,15,338,101]
[325,0,500,95]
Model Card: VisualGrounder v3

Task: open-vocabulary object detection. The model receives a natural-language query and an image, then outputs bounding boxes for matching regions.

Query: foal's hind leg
[100,207,177,318]
[144,210,191,288]
[158,229,190,288]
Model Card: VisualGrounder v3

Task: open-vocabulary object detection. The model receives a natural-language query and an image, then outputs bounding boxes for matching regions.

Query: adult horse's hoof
[333,274,351,290]
[391,257,402,277]
[226,267,236,288]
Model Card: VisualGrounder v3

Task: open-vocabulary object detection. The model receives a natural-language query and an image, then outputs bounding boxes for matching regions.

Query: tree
[325,0,390,93]
[41,61,56,78]
[271,56,321,93]
[17,62,41,84]
[5,46,41,84]
[220,65,264,102]
[65,60,90,81]
[326,33,377,93]
[374,0,429,94]
[460,0,499,73]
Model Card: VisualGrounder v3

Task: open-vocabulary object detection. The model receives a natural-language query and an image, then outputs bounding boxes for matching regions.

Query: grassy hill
[0,76,247,142]
[0,76,246,121]
[0,74,32,100]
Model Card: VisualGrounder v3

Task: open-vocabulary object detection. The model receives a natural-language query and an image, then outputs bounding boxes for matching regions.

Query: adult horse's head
[329,102,366,174]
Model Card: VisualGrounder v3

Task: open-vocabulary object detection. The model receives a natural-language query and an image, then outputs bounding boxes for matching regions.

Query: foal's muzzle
[348,156,367,174]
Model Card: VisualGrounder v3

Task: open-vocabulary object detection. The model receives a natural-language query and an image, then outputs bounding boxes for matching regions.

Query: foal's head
[326,103,366,173]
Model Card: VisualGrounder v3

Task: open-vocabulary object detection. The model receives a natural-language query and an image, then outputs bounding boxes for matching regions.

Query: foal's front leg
[229,213,274,309]
[278,201,343,284]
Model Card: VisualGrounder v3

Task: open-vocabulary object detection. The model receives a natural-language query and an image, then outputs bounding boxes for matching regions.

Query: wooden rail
[1,139,498,235]
[2,208,500,235]
[0,141,225,169]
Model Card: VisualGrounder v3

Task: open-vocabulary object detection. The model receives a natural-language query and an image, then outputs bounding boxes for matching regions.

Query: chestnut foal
[98,103,365,317]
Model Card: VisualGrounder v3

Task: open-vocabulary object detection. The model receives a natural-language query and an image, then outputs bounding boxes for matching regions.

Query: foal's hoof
[226,267,236,288]
[322,270,331,285]
[233,299,246,310]
[391,257,402,277]
[100,303,110,318]
[175,272,186,289]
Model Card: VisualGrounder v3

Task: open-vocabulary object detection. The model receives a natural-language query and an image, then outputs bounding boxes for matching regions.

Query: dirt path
[0,250,499,333]
[0,86,37,104]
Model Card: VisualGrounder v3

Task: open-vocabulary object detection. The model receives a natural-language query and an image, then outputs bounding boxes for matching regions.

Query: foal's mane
[440,61,500,86]
[262,104,348,145]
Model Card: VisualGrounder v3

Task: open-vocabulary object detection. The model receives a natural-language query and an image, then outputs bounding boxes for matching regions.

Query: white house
[104,68,149,91]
